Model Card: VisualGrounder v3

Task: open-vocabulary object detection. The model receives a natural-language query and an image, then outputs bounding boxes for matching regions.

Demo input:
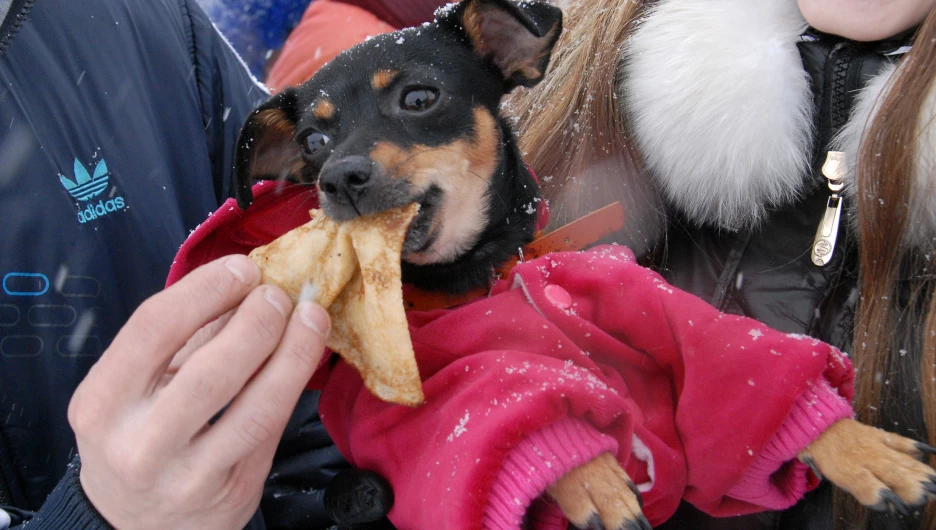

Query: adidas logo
[58,158,127,224]
[60,158,109,201]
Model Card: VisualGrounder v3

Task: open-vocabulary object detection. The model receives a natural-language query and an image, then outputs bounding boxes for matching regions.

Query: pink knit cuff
[482,417,619,530]
[727,378,854,509]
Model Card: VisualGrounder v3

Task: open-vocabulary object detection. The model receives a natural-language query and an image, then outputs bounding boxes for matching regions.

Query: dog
[232,0,553,296]
[231,0,936,528]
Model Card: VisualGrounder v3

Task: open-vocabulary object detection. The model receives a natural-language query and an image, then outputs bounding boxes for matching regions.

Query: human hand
[68,255,330,530]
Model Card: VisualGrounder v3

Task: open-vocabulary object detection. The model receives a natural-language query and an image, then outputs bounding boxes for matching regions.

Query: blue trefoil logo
[59,158,126,223]
[59,158,109,201]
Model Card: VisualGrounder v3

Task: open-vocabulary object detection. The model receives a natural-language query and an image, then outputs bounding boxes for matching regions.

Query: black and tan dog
[232,0,936,528]
[233,0,553,296]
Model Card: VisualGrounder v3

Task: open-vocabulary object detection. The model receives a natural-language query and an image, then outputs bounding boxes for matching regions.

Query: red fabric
[166,185,856,529]
[336,0,449,29]
[479,375,851,529]
[314,247,854,528]
[264,0,449,91]
[265,0,395,91]
[483,418,619,529]
[725,378,852,506]
[166,181,320,287]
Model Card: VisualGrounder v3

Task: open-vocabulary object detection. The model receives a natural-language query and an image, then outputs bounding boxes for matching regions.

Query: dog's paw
[799,418,936,515]
[545,452,650,530]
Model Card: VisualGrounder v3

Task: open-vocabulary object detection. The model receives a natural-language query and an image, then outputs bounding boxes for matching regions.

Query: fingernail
[225,255,257,284]
[298,301,330,336]
[917,442,936,456]
[627,480,645,510]
[584,514,603,530]
[264,287,288,317]
[802,455,823,481]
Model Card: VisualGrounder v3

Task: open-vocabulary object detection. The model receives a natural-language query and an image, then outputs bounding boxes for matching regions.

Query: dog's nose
[319,156,373,201]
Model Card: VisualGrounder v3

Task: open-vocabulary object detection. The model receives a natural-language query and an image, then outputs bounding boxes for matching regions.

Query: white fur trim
[630,434,655,494]
[834,62,936,248]
[913,77,936,247]
[621,0,812,230]
[832,63,893,222]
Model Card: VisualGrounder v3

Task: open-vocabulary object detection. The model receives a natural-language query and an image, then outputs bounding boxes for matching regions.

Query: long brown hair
[842,8,936,528]
[512,1,936,528]
[507,0,664,254]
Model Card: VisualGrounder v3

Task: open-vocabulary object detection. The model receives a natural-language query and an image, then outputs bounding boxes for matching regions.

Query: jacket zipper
[812,151,846,265]
[0,0,36,55]
[811,42,856,267]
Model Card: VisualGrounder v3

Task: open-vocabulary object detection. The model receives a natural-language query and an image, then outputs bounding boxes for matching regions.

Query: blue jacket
[0,0,346,527]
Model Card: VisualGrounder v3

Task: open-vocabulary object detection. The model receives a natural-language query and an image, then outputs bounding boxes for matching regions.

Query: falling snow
[68,310,96,354]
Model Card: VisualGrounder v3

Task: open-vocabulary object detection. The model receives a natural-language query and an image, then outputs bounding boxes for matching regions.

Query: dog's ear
[444,0,562,90]
[232,88,302,210]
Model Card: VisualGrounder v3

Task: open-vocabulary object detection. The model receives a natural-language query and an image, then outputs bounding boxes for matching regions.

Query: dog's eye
[302,131,330,156]
[401,88,439,112]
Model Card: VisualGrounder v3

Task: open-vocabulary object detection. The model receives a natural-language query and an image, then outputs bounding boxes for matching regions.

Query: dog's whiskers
[284,184,321,220]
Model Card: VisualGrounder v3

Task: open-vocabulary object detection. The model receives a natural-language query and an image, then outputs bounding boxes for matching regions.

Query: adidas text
[77,197,126,223]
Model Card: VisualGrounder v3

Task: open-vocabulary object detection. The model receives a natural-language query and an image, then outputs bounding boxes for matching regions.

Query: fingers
[151,285,294,443]
[166,309,237,377]
[94,255,261,398]
[193,300,330,470]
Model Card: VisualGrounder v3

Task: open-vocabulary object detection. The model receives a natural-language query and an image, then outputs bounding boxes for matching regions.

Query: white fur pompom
[621,0,812,230]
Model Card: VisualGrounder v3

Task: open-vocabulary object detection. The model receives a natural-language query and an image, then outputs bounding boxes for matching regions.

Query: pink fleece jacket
[166,183,855,529]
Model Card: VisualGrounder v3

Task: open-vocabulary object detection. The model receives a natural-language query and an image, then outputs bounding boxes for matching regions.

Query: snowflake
[446,412,470,442]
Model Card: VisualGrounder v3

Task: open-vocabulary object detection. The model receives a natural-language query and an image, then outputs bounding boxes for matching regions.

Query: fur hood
[619,0,936,247]
[834,61,936,247]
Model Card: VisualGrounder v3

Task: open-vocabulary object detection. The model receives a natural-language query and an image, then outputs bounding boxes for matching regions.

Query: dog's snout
[319,156,374,200]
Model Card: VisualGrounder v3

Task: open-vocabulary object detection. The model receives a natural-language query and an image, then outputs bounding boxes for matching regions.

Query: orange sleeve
[265,0,396,91]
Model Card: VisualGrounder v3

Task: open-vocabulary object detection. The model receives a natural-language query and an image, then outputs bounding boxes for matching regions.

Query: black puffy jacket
[651,30,923,530]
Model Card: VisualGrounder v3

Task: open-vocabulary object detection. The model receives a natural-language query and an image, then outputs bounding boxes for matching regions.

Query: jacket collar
[0,0,34,54]
[620,0,935,247]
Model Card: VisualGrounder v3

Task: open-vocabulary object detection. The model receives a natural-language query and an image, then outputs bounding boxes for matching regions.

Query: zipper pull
[812,151,847,266]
